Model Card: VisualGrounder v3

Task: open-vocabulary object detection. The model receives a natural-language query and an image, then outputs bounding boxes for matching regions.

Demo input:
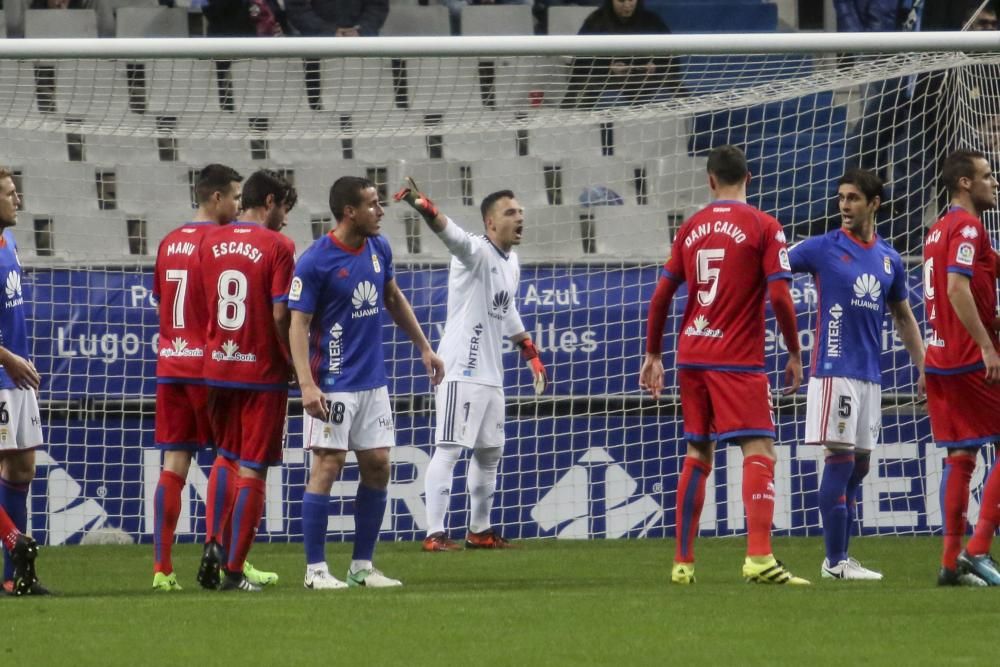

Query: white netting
[3,34,996,545]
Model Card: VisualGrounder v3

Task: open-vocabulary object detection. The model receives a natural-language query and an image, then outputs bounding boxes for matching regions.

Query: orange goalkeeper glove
[393,177,439,224]
[518,339,547,395]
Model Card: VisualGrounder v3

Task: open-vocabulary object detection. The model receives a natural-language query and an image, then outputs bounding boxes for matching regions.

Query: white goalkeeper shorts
[0,388,43,451]
[804,376,881,451]
[304,387,395,452]
[435,380,505,449]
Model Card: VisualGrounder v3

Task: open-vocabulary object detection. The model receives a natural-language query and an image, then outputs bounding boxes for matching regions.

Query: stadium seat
[116,163,193,222]
[647,1,778,33]
[470,156,548,208]
[98,0,162,37]
[381,5,450,36]
[351,111,429,163]
[517,205,588,260]
[146,58,226,122]
[558,156,646,210]
[21,162,102,216]
[460,5,534,35]
[396,158,471,211]
[441,122,518,161]
[612,115,689,161]
[530,120,604,160]
[405,57,483,113]
[229,59,312,118]
[319,57,400,117]
[0,128,68,164]
[24,9,98,37]
[546,6,595,35]
[114,7,189,38]
[0,10,7,38]
[587,204,672,259]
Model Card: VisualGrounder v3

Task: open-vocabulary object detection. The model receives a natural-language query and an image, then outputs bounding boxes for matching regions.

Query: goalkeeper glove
[518,339,547,395]
[392,177,439,224]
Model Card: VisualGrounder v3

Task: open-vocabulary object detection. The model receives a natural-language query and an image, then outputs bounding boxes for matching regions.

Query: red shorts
[207,388,288,469]
[155,382,213,450]
[678,368,775,442]
[926,371,1000,448]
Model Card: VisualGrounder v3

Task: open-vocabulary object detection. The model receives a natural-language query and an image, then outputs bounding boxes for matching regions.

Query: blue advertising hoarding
[22,264,948,545]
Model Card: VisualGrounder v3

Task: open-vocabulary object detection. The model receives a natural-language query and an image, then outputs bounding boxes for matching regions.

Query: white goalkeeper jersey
[435,217,526,387]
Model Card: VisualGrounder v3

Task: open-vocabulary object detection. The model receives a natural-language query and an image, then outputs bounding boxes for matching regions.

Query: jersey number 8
[217,269,249,331]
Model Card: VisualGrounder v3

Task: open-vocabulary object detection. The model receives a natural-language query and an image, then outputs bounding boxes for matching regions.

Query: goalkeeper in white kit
[395,179,548,551]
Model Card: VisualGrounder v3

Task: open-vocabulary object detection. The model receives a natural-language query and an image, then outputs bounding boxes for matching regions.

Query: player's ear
[745,171,752,187]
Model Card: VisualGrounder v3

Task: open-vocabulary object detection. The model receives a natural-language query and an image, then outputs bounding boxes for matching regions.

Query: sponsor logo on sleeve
[956,242,975,266]
[884,256,892,275]
[779,248,791,271]
[289,276,303,301]
[961,225,979,239]
[372,254,381,273]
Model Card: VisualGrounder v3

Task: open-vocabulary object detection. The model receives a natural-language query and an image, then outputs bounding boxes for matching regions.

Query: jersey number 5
[217,269,248,331]
[696,248,725,307]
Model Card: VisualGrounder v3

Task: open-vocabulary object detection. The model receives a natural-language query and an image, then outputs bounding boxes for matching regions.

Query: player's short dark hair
[480,190,516,222]
[838,168,884,205]
[706,144,748,186]
[329,176,374,221]
[195,163,242,204]
[942,150,988,194]
[242,169,297,212]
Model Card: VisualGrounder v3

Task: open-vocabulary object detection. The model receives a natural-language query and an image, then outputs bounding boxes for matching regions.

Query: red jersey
[924,207,998,373]
[663,200,792,370]
[200,221,295,390]
[153,222,215,381]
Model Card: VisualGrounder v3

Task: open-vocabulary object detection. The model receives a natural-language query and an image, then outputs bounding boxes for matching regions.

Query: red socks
[743,455,776,557]
[967,461,1000,557]
[205,456,238,547]
[0,505,20,552]
[941,455,975,569]
[675,457,711,563]
[153,470,185,574]
[226,477,266,573]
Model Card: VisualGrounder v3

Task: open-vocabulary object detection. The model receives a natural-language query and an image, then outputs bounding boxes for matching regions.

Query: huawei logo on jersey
[851,274,881,311]
[5,270,20,299]
[490,290,511,320]
[351,281,379,319]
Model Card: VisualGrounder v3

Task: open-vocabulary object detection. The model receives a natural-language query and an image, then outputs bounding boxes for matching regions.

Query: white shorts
[304,387,395,452]
[805,376,881,451]
[435,380,505,449]
[0,388,43,451]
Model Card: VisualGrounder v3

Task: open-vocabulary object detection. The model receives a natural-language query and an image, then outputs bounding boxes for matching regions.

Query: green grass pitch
[5,537,1000,666]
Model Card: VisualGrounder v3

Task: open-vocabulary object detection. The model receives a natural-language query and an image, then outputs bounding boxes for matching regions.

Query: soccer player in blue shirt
[789,168,925,580]
[289,176,444,589]
[0,167,49,595]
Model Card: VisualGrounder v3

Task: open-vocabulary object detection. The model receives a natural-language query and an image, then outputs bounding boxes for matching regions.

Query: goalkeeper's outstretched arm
[394,177,447,233]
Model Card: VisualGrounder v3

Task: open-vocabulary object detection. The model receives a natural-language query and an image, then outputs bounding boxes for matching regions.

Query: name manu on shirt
[683,216,747,247]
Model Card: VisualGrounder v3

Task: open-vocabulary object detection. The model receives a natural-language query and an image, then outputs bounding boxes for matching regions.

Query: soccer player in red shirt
[151,164,242,592]
[923,150,1000,587]
[197,169,297,592]
[640,144,807,585]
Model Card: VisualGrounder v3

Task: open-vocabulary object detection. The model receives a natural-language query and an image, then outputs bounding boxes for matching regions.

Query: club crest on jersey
[956,242,975,266]
[289,276,303,301]
[371,254,381,273]
[884,257,892,275]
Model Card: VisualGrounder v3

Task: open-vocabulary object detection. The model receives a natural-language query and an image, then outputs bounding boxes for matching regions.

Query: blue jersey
[288,233,395,392]
[789,229,907,383]
[0,231,29,390]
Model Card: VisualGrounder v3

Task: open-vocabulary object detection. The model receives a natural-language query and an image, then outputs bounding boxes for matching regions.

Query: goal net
[2,32,996,546]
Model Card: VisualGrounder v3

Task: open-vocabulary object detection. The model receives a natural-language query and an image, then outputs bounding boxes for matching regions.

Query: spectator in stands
[204,0,290,36]
[561,0,679,110]
[444,0,532,35]
[285,0,387,36]
[286,0,387,111]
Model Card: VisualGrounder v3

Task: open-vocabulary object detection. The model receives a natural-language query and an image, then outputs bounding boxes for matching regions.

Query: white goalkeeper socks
[424,445,463,535]
[468,447,502,534]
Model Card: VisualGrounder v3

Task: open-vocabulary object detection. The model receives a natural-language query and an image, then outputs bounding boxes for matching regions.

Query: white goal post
[2,31,997,545]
